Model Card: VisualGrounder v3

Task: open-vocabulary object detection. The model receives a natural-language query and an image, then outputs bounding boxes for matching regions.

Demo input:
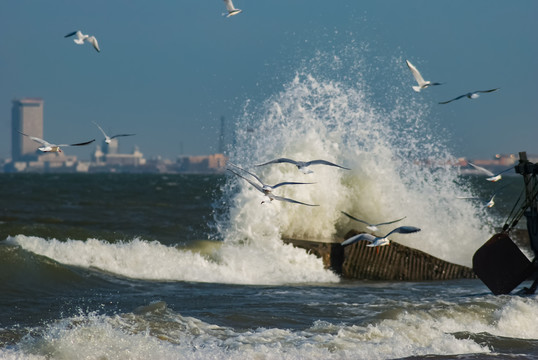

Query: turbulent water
[1,52,537,359]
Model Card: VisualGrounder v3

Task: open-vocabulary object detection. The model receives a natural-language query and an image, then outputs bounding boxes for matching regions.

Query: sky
[1,0,537,161]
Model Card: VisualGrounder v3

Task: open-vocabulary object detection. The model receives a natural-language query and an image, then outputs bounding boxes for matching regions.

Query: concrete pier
[284,231,476,281]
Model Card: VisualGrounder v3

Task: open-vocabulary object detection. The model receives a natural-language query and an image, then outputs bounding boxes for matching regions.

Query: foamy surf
[5,235,339,285]
[4,295,537,360]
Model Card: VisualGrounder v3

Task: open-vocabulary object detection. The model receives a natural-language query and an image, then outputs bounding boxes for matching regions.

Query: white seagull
[467,162,512,182]
[405,60,442,92]
[341,211,407,232]
[227,164,318,206]
[92,121,135,144]
[439,88,499,104]
[255,158,350,174]
[457,186,506,209]
[457,194,497,208]
[223,0,242,17]
[64,30,100,52]
[18,131,95,153]
[341,226,421,248]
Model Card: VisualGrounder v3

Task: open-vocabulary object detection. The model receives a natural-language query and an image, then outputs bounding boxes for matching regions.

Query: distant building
[90,143,147,172]
[174,153,227,173]
[11,98,44,161]
[3,98,226,174]
[5,97,87,173]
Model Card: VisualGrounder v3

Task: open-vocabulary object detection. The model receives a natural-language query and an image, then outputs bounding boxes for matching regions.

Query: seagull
[439,88,499,104]
[457,186,506,208]
[227,164,319,206]
[223,0,242,17]
[255,158,350,174]
[467,162,512,182]
[341,226,421,248]
[405,60,442,92]
[341,211,407,232]
[18,131,95,153]
[64,30,100,52]
[457,194,497,208]
[92,121,135,144]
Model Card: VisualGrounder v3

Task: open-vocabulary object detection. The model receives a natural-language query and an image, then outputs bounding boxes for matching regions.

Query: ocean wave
[4,235,339,285]
[0,300,497,360]
[221,49,494,267]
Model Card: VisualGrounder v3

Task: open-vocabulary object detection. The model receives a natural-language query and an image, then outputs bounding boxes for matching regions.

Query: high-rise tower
[11,98,44,161]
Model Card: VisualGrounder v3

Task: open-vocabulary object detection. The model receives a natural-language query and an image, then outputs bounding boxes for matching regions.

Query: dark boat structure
[285,152,538,293]
[473,152,538,294]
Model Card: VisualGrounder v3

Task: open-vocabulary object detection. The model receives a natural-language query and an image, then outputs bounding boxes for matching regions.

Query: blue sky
[1,1,537,160]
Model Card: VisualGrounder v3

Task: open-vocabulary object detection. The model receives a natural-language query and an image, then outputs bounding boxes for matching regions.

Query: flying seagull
[227,164,318,206]
[439,88,499,104]
[405,60,442,92]
[18,131,95,153]
[457,186,507,209]
[92,121,135,144]
[223,0,242,17]
[341,226,421,248]
[341,211,407,232]
[255,158,350,174]
[64,30,100,52]
[467,162,513,182]
[457,193,497,208]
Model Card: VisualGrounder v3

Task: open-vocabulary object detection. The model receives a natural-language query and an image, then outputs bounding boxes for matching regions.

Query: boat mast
[515,151,538,293]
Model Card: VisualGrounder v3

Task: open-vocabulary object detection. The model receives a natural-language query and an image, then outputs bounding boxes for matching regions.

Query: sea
[2,53,538,359]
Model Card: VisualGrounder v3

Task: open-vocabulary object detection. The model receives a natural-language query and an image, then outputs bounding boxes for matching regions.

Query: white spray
[222,50,493,267]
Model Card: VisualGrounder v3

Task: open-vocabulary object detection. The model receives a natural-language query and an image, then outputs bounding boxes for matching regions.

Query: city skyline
[1,1,537,161]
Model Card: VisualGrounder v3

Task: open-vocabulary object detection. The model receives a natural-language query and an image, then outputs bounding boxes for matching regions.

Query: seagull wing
[405,60,426,85]
[223,0,236,12]
[468,162,494,177]
[92,121,109,138]
[88,36,100,52]
[439,94,466,104]
[495,166,515,177]
[228,163,264,185]
[476,88,500,94]
[374,216,407,227]
[271,181,315,189]
[341,211,372,226]
[64,31,78,38]
[384,226,421,237]
[341,233,376,247]
[18,131,52,146]
[110,134,136,139]
[57,139,96,147]
[304,160,351,170]
[255,158,298,167]
[272,194,319,207]
[227,168,264,193]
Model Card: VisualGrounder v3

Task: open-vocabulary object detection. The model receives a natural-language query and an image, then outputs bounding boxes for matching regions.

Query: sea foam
[5,235,338,285]
[2,299,513,360]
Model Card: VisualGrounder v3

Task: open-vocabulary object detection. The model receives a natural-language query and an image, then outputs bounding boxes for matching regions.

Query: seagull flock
[405,59,499,104]
[226,158,422,249]
[25,0,509,251]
